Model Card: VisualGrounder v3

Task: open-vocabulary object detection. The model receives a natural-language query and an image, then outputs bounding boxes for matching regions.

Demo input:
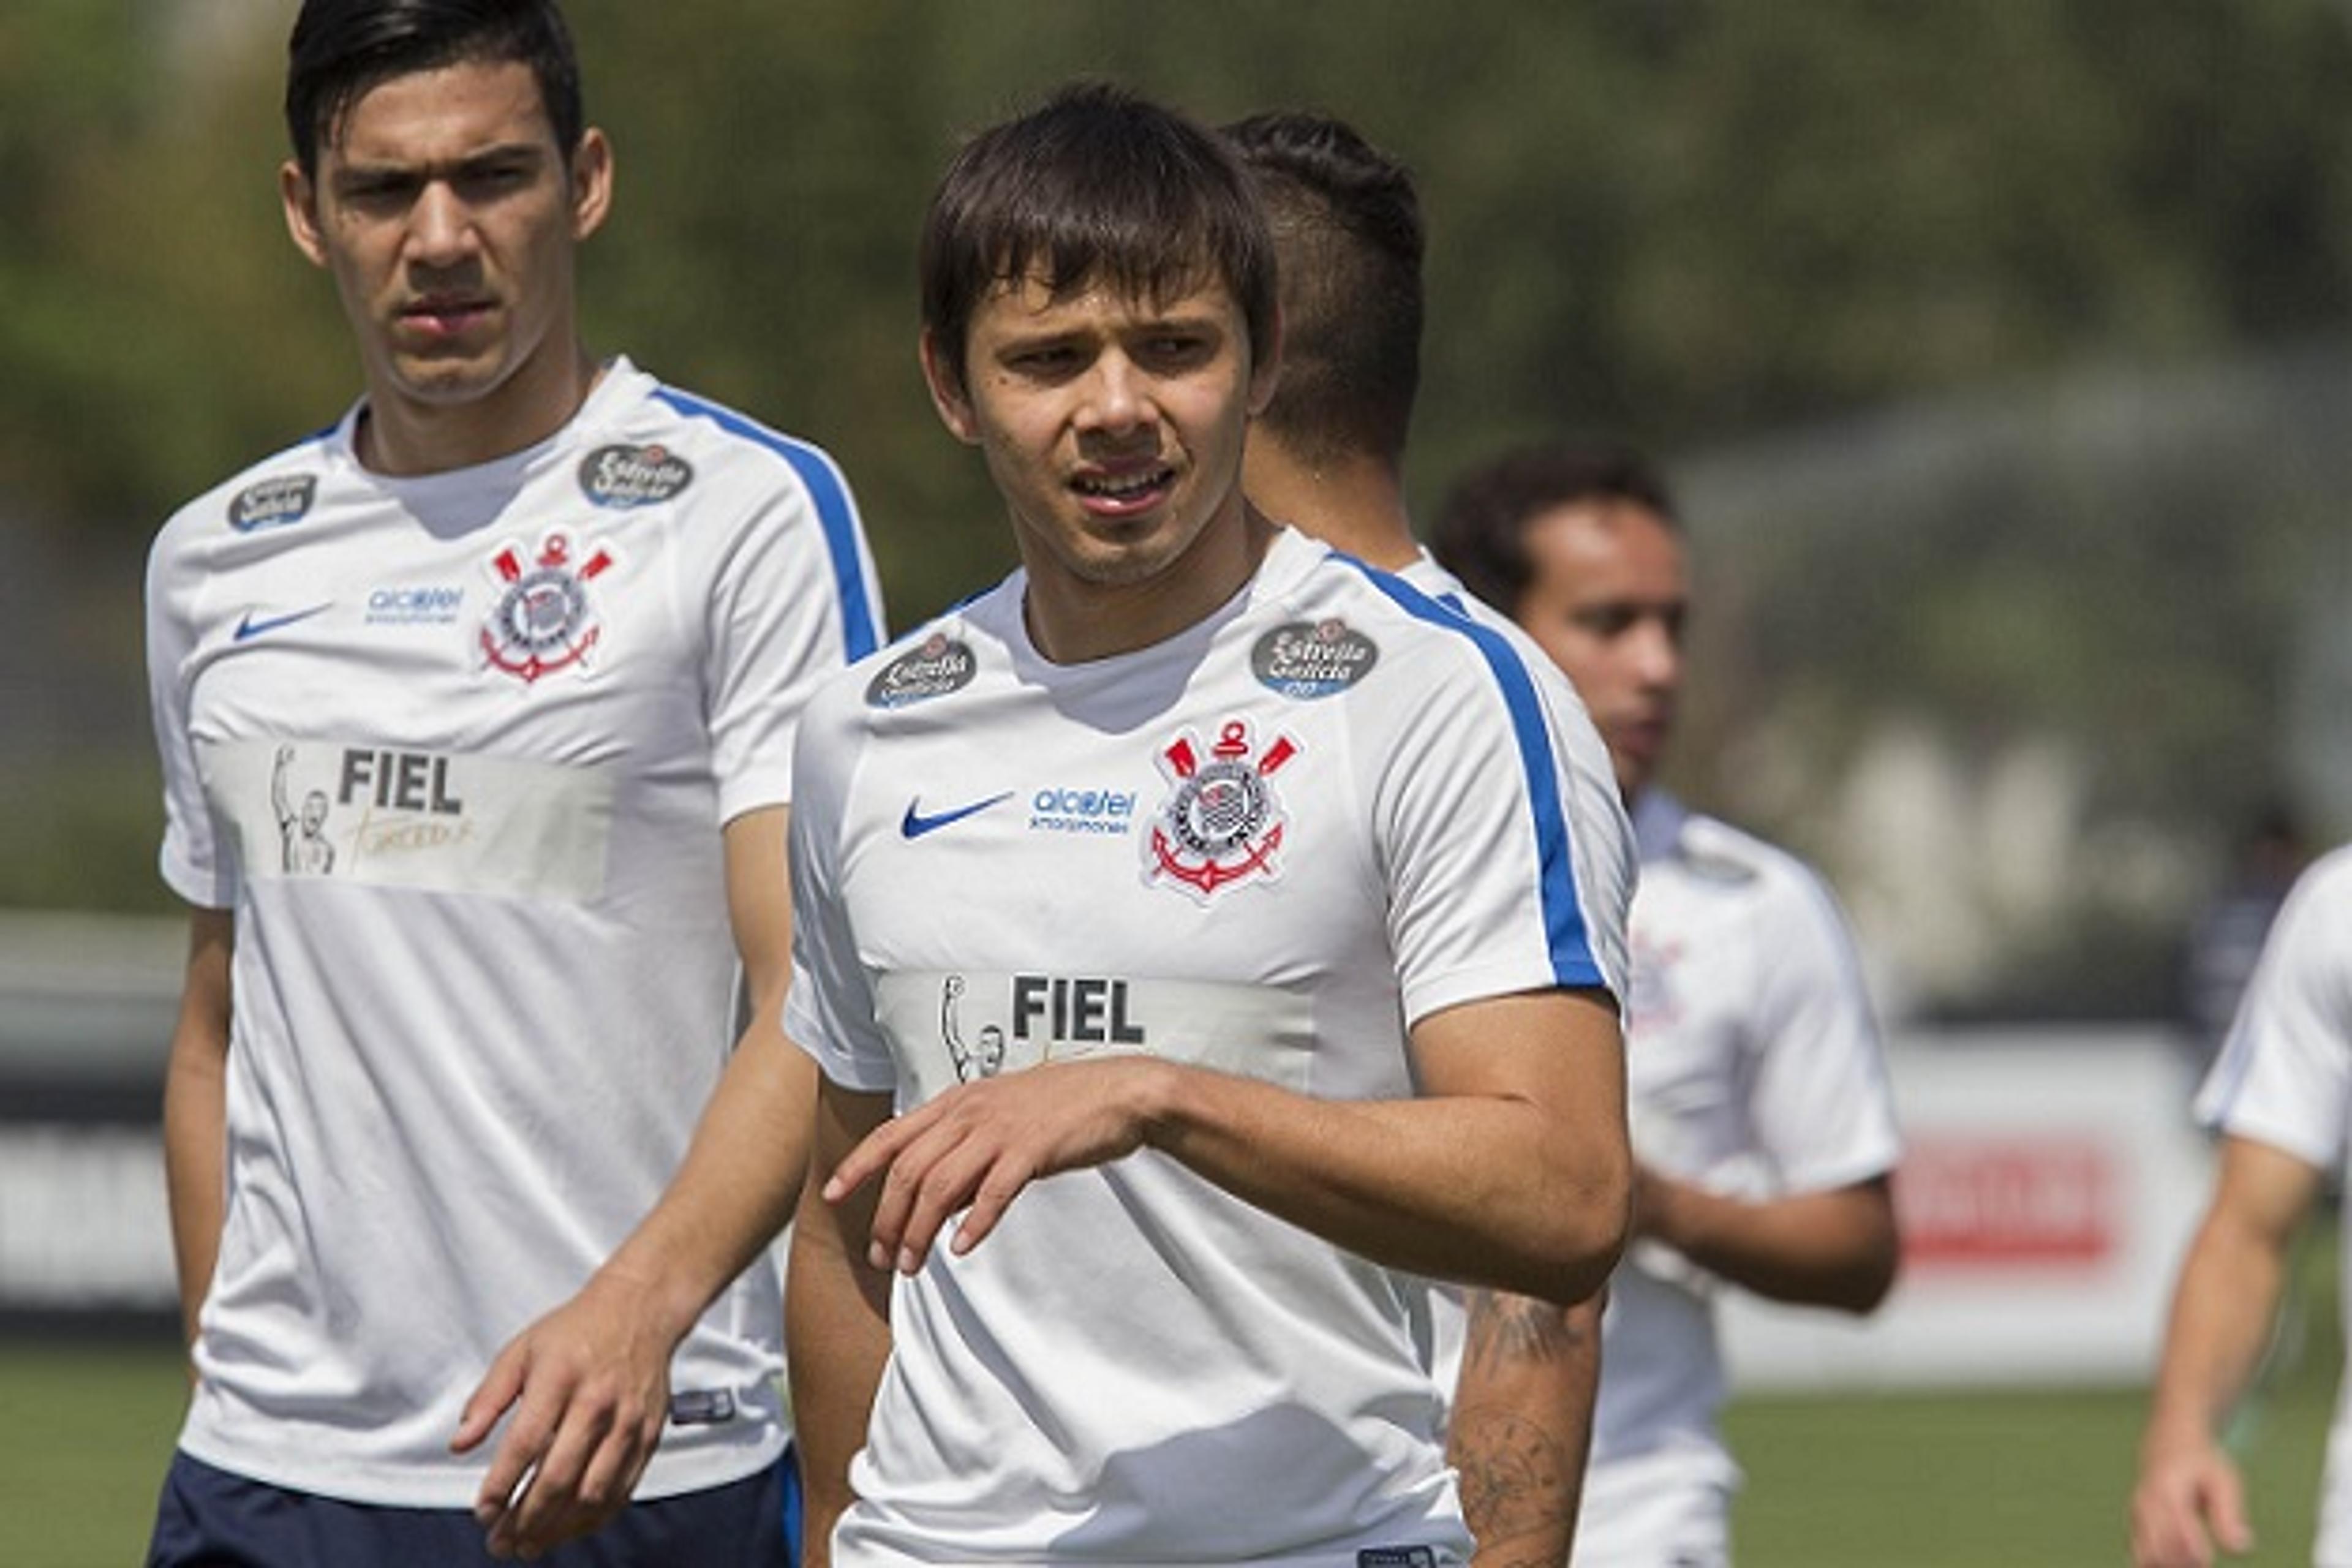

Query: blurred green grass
[1725,1226,2340,1567]
[0,1232,2335,1567]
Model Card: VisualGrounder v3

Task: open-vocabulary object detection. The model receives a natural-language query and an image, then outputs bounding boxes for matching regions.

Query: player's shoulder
[157,424,341,541]
[1272,533,1548,695]
[802,576,1020,733]
[2286,844,2352,910]
[151,421,344,569]
[2266,844,2352,954]
[1650,798,1826,902]
[609,364,855,517]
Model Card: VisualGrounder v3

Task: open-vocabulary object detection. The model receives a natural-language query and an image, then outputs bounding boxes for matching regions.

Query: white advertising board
[1722,1026,2214,1392]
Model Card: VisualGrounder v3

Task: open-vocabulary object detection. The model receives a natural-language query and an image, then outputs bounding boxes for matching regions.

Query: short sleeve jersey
[2194,845,2352,1565]
[1587,791,1901,1479]
[786,527,1633,1566]
[143,358,883,1506]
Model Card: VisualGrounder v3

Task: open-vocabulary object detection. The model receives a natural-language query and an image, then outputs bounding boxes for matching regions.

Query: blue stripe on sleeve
[1341,558,1604,989]
[652,388,883,661]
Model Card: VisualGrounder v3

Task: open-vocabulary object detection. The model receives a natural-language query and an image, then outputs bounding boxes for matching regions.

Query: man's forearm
[1640,1174,1898,1313]
[162,1049,227,1352]
[791,1080,897,1566]
[1145,1055,1627,1303]
[2143,1212,2293,1453]
[590,1031,814,1344]
[1449,1290,1599,1567]
[835,990,1630,1305]
[162,910,235,1356]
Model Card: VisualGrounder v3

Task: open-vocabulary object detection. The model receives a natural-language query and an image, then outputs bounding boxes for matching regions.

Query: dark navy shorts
[147,1446,799,1567]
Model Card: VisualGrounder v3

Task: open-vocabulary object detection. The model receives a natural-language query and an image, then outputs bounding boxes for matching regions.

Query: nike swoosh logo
[900,791,1015,840]
[233,604,333,642]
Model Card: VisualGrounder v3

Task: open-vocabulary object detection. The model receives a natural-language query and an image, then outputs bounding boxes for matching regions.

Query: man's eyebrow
[331,141,551,183]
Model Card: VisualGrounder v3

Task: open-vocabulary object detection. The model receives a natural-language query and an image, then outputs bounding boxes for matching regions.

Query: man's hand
[824,1055,1169,1273]
[453,1268,680,1559]
[2130,1427,2254,1568]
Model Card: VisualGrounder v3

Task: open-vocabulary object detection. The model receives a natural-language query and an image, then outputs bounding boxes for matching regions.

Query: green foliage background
[2,1,2348,1014]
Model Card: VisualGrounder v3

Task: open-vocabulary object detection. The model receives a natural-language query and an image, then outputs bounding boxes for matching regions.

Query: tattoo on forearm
[1450,1405,1576,1560]
[1450,1291,1591,1563]
[1462,1287,1588,1373]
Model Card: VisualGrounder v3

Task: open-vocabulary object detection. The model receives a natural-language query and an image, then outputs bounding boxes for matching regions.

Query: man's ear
[279,159,330,268]
[919,328,981,445]
[1246,300,1284,419]
[569,126,614,242]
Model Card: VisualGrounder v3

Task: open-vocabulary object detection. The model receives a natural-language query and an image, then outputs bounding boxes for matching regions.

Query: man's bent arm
[790,1077,897,1567]
[1637,1172,1899,1313]
[2131,1136,2323,1568]
[458,806,815,1558]
[162,908,235,1363]
[1450,1289,1601,1568]
[835,986,1630,1306]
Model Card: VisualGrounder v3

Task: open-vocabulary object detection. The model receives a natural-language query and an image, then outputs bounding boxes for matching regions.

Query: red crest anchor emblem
[480,531,616,684]
[1145,718,1300,903]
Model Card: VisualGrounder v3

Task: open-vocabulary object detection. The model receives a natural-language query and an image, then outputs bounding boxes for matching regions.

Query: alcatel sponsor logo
[578,443,692,508]
[1027,786,1137,836]
[228,474,318,532]
[366,586,466,627]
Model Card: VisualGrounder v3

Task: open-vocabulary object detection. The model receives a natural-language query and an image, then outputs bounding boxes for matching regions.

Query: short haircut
[1430,439,1680,614]
[919,81,1279,393]
[1222,110,1422,470]
[285,0,586,181]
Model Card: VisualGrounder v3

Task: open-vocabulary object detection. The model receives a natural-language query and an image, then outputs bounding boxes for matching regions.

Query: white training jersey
[786,526,1633,1567]
[144,357,884,1507]
[2195,845,2352,1566]
[1580,791,1901,1518]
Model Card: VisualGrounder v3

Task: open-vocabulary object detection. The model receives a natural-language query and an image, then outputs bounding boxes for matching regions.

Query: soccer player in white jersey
[460,81,1638,1566]
[2133,846,2352,1568]
[1433,441,1903,1568]
[141,3,883,1563]
[1227,107,1618,1565]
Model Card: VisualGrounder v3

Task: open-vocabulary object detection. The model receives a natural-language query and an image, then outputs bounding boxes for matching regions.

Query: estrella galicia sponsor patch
[666,1389,738,1426]
[1358,1550,1436,1568]
[865,633,977,708]
[1251,617,1378,698]
[228,474,318,533]
[578,443,692,508]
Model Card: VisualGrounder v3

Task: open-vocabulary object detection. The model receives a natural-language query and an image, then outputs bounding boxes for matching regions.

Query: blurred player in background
[141,1,881,1561]
[1226,105,1626,1565]
[1434,440,1902,1567]
[2133,845,2352,1568]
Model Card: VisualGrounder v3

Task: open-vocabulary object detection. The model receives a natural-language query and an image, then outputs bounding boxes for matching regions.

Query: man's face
[1512,499,1688,799]
[923,268,1276,605]
[280,58,609,423]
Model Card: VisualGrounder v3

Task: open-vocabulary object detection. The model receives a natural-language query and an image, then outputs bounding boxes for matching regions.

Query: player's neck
[356,342,604,478]
[1021,502,1280,666]
[1242,442,1422,571]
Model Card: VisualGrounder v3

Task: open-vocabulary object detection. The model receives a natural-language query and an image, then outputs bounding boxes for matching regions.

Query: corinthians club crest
[480,530,616,684]
[1144,718,1300,903]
